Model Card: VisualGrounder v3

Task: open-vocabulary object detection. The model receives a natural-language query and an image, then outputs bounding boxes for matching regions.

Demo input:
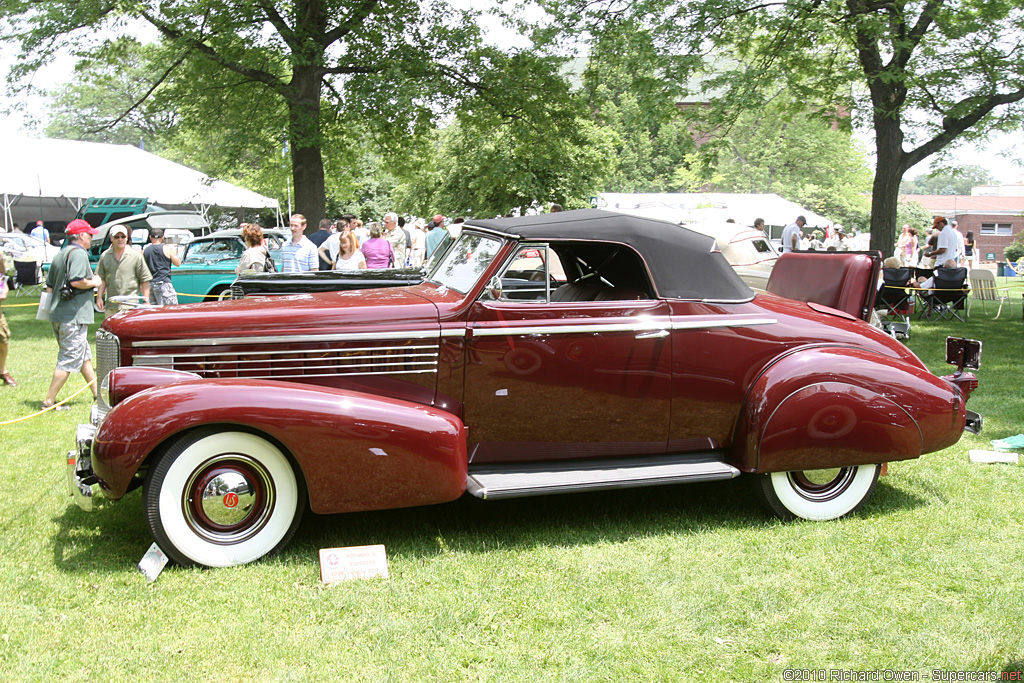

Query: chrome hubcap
[789,467,854,502]
[184,455,275,543]
[200,471,257,526]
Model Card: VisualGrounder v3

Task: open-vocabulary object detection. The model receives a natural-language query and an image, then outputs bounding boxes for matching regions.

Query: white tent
[1,136,280,230]
[597,192,838,233]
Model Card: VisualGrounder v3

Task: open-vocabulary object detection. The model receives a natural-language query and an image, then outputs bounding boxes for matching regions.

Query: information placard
[319,544,389,583]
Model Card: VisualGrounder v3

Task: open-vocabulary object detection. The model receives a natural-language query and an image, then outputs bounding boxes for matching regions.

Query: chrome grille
[229,284,245,299]
[95,329,120,416]
[132,342,438,379]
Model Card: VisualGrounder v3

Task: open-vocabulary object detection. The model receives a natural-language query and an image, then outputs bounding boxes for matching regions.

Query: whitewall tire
[144,429,305,567]
[754,464,880,521]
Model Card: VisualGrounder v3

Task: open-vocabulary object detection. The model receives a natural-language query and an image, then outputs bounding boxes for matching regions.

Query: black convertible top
[467,209,753,301]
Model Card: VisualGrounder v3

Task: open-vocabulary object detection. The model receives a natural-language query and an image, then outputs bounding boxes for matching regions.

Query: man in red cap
[425,214,447,261]
[41,219,102,411]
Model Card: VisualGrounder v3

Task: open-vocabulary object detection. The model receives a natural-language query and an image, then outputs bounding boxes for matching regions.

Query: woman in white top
[334,231,366,271]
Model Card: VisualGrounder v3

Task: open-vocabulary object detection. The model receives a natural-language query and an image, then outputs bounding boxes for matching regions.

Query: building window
[980,223,1013,236]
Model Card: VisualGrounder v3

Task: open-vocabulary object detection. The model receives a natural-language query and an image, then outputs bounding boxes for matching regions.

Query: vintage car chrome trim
[467,453,741,500]
[670,317,776,330]
[68,423,98,512]
[132,343,440,379]
[131,329,442,348]
[472,316,776,337]
[462,225,520,240]
[965,409,982,435]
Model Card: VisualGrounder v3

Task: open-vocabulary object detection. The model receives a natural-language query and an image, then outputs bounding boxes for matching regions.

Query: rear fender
[93,378,467,514]
[733,347,964,472]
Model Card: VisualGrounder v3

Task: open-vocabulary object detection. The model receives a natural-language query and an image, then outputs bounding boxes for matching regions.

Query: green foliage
[899,166,995,196]
[1002,237,1024,263]
[895,200,935,234]
[689,92,873,229]
[535,0,1024,252]
[393,50,618,217]
[581,24,698,193]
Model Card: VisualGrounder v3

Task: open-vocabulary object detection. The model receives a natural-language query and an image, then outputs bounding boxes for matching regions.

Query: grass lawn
[1,286,1023,682]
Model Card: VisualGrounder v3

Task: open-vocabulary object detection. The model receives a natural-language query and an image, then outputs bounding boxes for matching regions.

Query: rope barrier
[0,379,97,426]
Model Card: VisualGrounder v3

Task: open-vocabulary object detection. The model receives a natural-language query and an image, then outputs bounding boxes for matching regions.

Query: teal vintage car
[173,228,287,301]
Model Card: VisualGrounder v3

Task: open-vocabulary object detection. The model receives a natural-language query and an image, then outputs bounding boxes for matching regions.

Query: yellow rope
[0,379,97,426]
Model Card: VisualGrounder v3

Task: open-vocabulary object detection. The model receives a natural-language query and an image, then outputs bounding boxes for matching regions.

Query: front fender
[732,347,965,473]
[93,378,468,515]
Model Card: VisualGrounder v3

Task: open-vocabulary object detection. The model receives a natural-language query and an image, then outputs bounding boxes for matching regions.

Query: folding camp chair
[876,267,913,338]
[917,267,968,322]
[13,258,43,297]
[967,269,1009,319]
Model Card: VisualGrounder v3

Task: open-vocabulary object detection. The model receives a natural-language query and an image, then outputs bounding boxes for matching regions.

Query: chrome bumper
[965,409,982,435]
[67,423,99,512]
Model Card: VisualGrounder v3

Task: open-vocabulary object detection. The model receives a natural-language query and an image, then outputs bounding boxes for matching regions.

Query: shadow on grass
[49,472,930,573]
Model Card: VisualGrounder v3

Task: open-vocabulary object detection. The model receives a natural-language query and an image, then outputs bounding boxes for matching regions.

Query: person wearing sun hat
[41,219,102,411]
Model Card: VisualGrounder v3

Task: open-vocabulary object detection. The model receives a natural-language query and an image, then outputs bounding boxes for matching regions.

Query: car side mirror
[487,276,502,300]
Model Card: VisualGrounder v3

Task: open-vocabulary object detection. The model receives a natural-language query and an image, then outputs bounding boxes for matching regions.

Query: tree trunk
[868,116,908,256]
[287,65,327,231]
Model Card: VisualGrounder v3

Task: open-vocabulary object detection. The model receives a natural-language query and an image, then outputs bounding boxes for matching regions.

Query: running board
[466,453,741,500]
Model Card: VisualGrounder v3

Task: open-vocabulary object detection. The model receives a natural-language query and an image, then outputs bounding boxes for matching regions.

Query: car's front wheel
[144,429,305,567]
[754,464,880,521]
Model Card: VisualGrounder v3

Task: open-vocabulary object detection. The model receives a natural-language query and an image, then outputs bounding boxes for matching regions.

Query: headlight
[99,372,113,408]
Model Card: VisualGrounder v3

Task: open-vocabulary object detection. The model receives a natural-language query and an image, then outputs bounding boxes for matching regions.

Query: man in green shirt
[96,225,151,317]
[42,219,102,411]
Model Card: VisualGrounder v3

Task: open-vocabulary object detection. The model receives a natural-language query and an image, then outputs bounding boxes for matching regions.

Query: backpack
[264,249,277,273]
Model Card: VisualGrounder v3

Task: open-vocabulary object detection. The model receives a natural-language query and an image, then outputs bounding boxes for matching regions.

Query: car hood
[106,287,442,343]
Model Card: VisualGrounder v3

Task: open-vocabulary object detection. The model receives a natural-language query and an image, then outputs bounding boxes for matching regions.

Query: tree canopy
[4,0,546,223]
[537,0,1024,250]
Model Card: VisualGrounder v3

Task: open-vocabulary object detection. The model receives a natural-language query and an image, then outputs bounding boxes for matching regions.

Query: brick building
[900,194,1024,262]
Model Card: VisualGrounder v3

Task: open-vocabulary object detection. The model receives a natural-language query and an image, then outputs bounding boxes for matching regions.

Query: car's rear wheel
[144,429,304,567]
[754,464,880,521]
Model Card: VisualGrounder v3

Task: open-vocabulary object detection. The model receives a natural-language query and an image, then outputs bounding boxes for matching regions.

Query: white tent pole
[2,193,12,231]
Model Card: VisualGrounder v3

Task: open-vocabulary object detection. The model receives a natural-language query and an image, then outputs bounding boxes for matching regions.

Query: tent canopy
[597,192,837,231]
[2,136,279,230]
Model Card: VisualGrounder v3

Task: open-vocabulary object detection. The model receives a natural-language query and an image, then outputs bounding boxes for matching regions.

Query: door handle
[635,329,670,339]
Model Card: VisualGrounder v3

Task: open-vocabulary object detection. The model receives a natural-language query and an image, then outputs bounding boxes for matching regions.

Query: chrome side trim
[132,328,442,348]
[670,317,776,330]
[132,343,439,380]
[473,316,776,337]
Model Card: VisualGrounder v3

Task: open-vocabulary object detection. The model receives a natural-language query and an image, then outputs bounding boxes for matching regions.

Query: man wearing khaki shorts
[42,219,102,411]
[0,251,15,387]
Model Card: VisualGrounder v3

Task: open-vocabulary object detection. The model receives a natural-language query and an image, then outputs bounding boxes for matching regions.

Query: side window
[493,245,566,302]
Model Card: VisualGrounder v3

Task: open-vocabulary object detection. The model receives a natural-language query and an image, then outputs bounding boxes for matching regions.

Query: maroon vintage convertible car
[67,210,981,567]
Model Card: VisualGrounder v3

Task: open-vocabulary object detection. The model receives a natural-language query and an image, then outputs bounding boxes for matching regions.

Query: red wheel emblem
[223,492,239,508]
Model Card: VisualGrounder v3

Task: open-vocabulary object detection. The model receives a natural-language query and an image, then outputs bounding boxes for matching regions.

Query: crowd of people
[776,216,854,253]
[232,211,459,274]
[893,218,977,270]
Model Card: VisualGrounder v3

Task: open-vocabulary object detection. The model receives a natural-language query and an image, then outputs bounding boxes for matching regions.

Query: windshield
[429,232,503,293]
[185,238,243,262]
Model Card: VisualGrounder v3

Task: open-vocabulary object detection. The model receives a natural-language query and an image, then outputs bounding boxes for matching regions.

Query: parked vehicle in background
[0,231,61,265]
[687,220,778,290]
[67,210,981,568]
[75,197,160,229]
[173,228,287,301]
[83,211,211,268]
